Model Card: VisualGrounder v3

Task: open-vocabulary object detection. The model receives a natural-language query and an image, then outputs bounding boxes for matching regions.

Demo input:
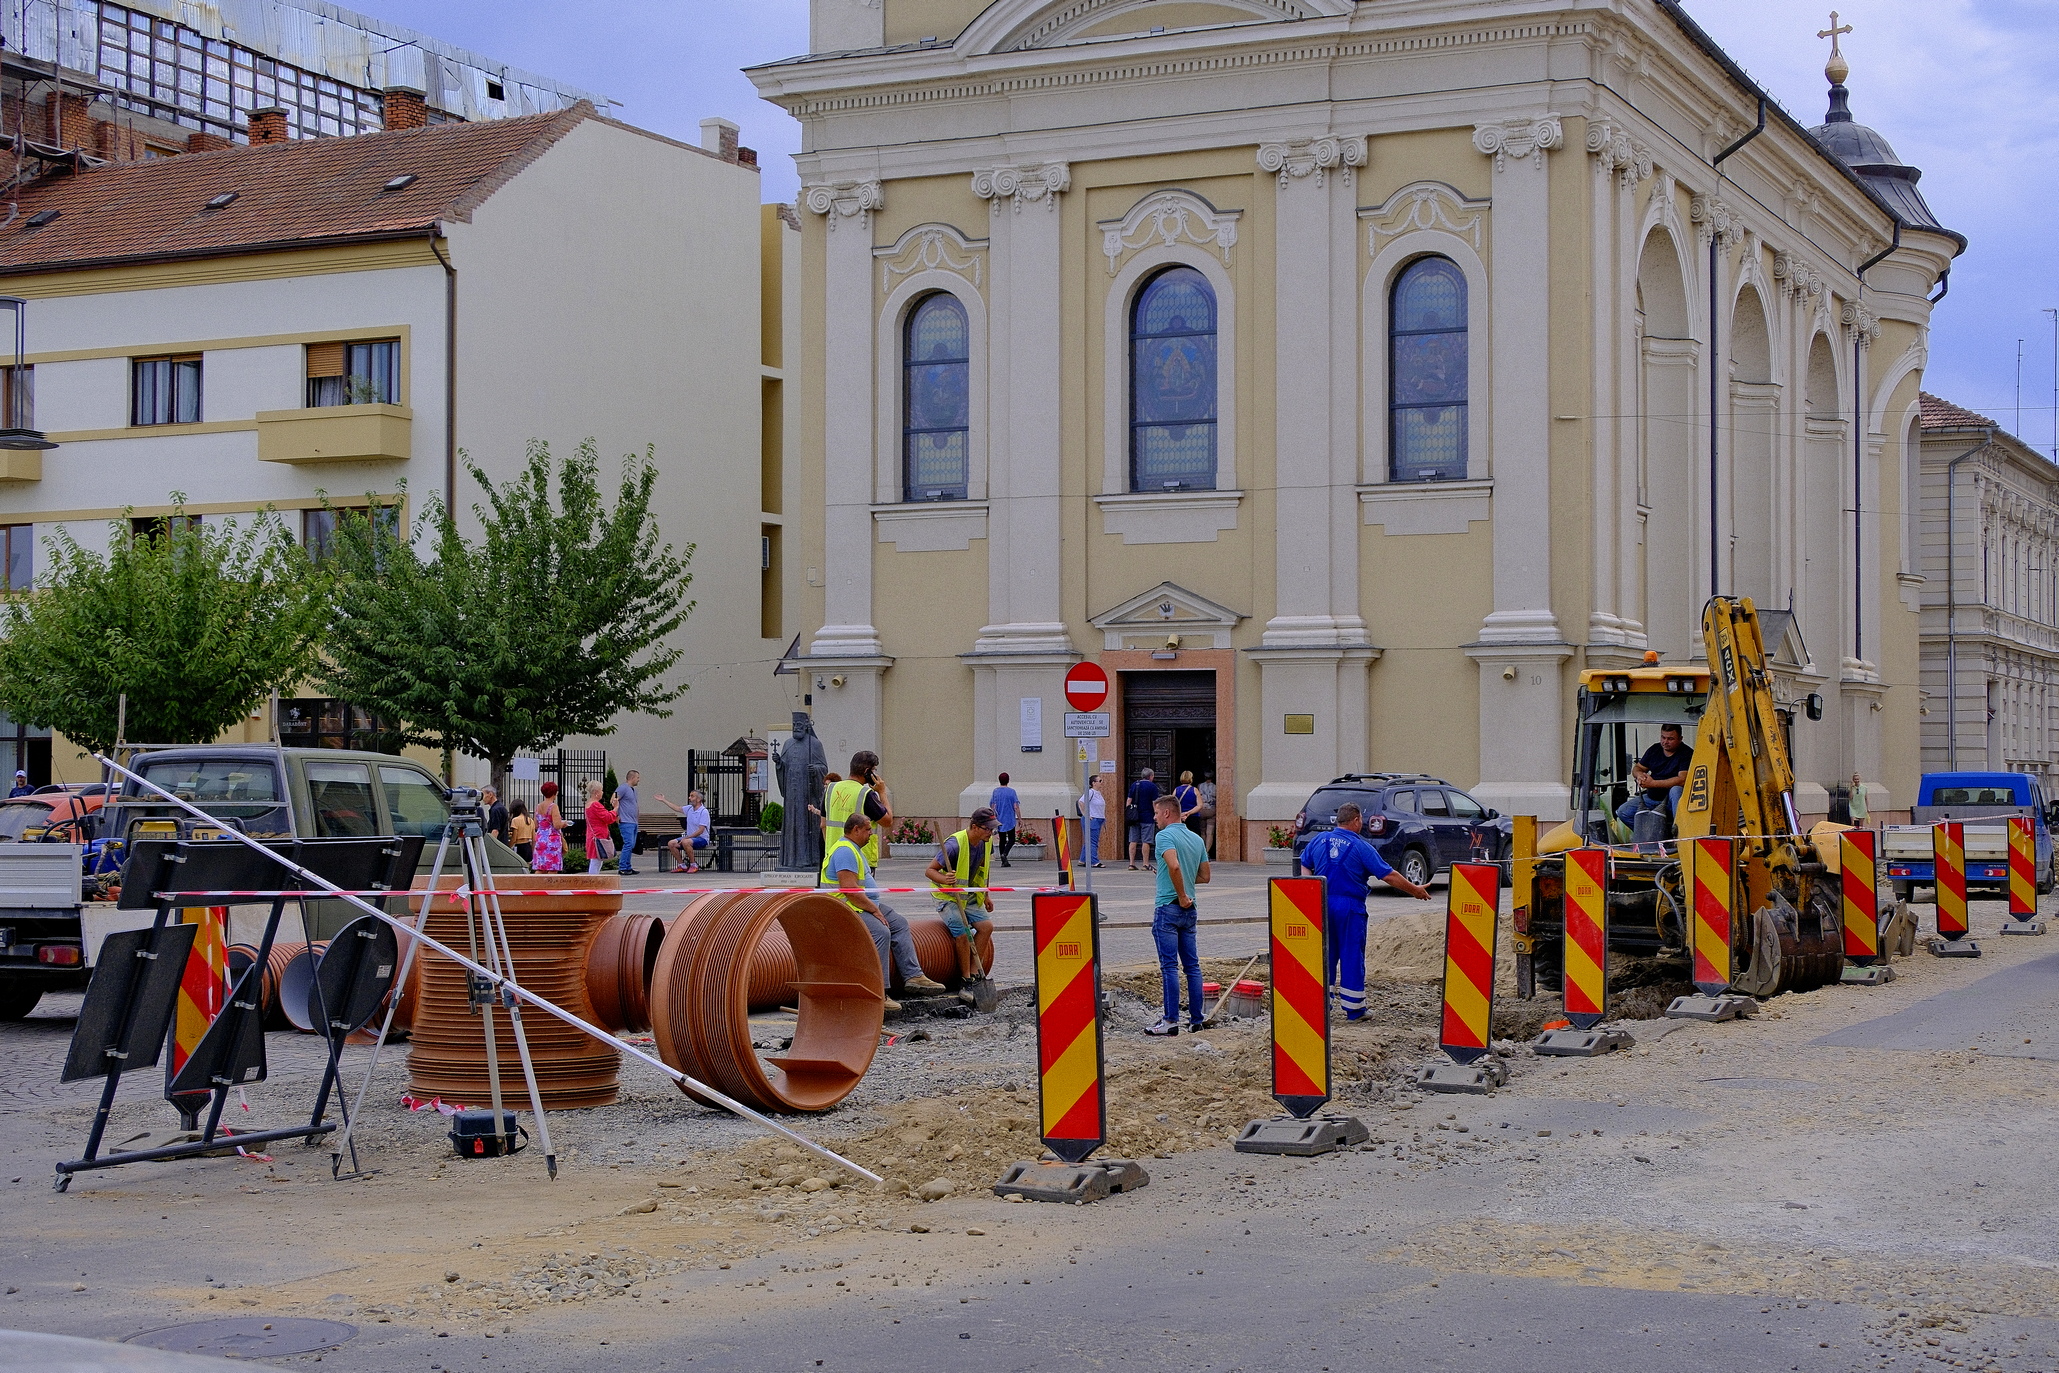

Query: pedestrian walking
[990,772,1021,867]
[1126,768,1160,869]
[508,800,536,868]
[819,813,946,1012]
[481,786,510,848]
[1173,772,1201,825]
[1146,794,1210,1035]
[1300,801,1430,1020]
[926,807,999,1002]
[532,781,565,874]
[583,780,619,877]
[1078,775,1107,868]
[614,770,644,876]
[1194,772,1218,857]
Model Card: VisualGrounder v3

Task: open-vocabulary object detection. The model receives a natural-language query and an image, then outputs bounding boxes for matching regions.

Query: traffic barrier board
[1268,876,1329,1119]
[1562,847,1608,1030]
[1437,863,1499,1065]
[1688,838,1734,994]
[2009,817,2036,918]
[1934,822,1969,940]
[166,906,228,1114]
[1841,830,1881,963]
[1032,891,1104,1164]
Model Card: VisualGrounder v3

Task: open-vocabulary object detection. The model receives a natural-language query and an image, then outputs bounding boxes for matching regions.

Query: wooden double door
[1122,670,1215,800]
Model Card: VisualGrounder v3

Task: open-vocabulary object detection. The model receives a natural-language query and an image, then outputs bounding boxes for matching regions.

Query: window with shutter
[306,338,397,407]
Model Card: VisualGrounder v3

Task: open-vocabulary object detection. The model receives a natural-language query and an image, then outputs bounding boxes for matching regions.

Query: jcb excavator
[1511,596,1907,1000]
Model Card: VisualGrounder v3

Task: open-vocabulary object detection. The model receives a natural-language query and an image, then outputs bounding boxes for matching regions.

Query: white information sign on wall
[1019,697,1043,752]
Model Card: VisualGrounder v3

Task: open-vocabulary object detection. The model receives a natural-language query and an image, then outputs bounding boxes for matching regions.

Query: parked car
[0,790,107,845]
[1289,773,1513,888]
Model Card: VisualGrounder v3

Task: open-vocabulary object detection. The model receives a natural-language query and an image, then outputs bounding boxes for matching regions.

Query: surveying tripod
[333,787,558,1179]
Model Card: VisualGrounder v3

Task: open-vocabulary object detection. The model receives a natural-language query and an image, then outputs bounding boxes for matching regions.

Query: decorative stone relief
[1256,135,1366,189]
[1099,189,1242,275]
[1359,181,1486,252]
[1841,299,1881,347]
[1585,120,1653,187]
[1472,115,1563,171]
[1690,192,1738,246]
[970,162,1070,213]
[1772,248,1828,302]
[876,224,986,292]
[801,178,885,231]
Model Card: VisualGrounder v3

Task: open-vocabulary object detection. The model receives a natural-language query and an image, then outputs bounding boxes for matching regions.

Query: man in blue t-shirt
[989,772,1021,867]
[1301,801,1431,1020]
[1147,794,1210,1035]
[1127,770,1160,869]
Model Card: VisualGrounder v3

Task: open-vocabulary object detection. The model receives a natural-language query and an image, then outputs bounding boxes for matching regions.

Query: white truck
[0,843,159,1020]
[1879,771,2056,903]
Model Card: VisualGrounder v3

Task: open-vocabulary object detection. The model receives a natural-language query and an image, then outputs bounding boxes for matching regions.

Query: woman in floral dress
[532,780,565,874]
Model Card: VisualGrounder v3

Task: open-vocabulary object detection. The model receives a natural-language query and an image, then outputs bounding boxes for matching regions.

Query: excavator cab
[1569,668,1710,845]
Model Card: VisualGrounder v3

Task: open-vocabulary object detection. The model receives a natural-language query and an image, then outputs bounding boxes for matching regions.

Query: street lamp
[0,297,57,451]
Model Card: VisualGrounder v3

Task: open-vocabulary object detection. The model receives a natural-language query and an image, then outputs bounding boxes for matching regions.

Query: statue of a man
[775,711,829,872]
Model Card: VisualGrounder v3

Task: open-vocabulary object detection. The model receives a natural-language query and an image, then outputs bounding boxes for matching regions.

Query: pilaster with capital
[1468,114,1572,817]
[1587,119,1655,658]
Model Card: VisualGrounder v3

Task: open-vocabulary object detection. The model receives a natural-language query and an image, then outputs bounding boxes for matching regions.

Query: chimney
[737,146,759,169]
[45,91,92,150]
[381,85,429,132]
[699,116,740,165]
[248,106,290,145]
[186,131,230,153]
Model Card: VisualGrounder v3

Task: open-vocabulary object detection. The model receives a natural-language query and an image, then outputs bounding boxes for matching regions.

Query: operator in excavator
[1615,722,1690,834]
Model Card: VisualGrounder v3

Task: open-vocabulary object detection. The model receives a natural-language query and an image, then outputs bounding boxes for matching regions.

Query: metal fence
[688,749,760,829]
[505,748,608,820]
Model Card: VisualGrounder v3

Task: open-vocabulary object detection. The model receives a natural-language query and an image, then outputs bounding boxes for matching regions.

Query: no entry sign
[1064,662,1109,713]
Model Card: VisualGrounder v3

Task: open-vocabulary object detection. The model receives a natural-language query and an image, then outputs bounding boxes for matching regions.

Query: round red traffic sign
[1064,662,1109,713]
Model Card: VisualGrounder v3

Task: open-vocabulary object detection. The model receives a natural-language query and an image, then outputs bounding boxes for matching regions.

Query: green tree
[0,502,326,755]
[321,440,693,791]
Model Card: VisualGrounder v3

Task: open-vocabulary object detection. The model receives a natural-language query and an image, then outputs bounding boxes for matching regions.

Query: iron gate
[688,750,759,829]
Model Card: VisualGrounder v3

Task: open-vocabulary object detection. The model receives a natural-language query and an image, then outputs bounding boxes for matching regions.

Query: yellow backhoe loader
[1511,596,1904,1000]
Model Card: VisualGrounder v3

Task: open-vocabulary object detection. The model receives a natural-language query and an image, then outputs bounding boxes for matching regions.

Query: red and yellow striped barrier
[1841,830,1881,963]
[1268,876,1329,1118]
[2009,816,2036,919]
[1934,822,1969,940]
[1438,864,1499,1064]
[167,905,228,1111]
[1562,848,1608,1028]
[1689,838,1734,994]
[1033,891,1104,1164]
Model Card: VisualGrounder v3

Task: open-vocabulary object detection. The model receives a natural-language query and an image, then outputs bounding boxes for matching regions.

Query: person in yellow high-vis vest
[819,813,946,1008]
[925,806,999,1002]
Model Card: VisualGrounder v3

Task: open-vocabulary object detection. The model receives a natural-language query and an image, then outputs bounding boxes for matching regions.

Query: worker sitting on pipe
[820,814,948,1013]
[926,808,1000,1006]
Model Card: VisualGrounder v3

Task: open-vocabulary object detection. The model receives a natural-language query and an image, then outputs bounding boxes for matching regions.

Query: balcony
[256,404,411,464]
[0,450,41,482]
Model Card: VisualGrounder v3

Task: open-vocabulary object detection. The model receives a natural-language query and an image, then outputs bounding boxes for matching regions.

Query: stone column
[802,179,892,755]
[959,164,1077,823]
[1465,116,1573,818]
[1246,136,1377,824]
[1586,120,1653,661]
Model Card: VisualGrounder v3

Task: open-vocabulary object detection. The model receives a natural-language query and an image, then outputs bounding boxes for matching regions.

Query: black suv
[1290,774,1513,888]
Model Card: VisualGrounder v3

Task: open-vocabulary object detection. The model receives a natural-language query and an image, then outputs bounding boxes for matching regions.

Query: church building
[749,0,1961,856]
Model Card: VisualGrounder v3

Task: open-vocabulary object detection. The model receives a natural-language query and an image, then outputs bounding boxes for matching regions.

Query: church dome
[1808,61,1957,242]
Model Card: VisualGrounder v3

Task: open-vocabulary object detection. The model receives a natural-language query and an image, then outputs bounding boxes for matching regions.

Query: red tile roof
[1919,392,1999,432]
[0,105,594,276]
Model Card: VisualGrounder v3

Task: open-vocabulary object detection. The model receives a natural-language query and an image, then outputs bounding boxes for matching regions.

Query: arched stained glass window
[1389,256,1468,483]
[903,292,970,501]
[1130,265,1218,491]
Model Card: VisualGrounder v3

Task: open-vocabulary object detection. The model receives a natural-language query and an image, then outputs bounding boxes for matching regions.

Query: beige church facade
[750,0,1960,857]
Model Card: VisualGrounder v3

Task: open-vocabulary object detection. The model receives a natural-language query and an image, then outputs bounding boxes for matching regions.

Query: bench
[712,828,780,874]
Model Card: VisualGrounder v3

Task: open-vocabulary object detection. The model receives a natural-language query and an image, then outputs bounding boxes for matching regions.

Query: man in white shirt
[668,790,713,873]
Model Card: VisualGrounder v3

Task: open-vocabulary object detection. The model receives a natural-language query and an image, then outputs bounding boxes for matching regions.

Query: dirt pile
[1364,906,1519,986]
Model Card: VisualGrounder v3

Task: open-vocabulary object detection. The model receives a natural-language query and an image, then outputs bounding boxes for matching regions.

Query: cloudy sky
[363,0,2056,452]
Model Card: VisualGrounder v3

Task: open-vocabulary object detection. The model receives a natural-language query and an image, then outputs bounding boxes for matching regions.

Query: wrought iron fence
[688,749,760,829]
[505,748,608,823]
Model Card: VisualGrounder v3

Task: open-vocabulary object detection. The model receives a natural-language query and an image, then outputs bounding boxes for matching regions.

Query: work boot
[883,995,903,1013]
[903,975,948,996]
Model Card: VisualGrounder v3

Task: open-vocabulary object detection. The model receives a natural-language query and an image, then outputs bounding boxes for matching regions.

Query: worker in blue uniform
[1300,801,1431,1019]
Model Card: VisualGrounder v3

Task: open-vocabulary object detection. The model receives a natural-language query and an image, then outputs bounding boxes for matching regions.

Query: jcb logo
[1686,765,1712,813]
[1057,941,1081,959]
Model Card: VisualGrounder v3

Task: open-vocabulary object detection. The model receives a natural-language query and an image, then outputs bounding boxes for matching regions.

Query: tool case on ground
[448,1109,526,1158]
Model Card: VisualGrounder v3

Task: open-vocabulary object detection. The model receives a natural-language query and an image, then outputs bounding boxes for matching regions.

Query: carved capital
[1256,135,1367,189]
[971,161,1071,213]
[1690,192,1738,246]
[1584,120,1652,188]
[1472,115,1563,172]
[1841,299,1882,346]
[801,178,885,230]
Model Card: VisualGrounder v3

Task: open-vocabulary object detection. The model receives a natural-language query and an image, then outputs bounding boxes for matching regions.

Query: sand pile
[1364,906,1519,987]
